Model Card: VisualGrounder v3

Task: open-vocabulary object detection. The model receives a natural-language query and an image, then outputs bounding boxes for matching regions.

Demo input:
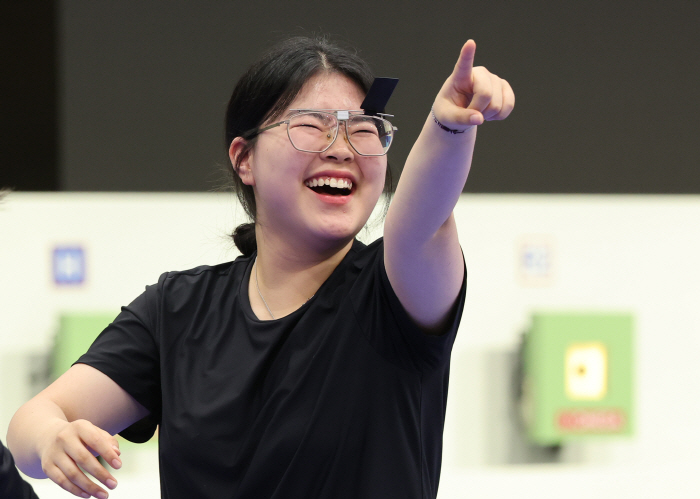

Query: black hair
[225,36,393,256]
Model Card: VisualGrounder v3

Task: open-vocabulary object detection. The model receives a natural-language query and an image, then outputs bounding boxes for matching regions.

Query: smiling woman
[7,35,514,499]
[225,37,394,258]
[229,69,390,280]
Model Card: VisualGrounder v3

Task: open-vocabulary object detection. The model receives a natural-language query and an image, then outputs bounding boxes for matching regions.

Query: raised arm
[7,364,149,498]
[383,40,514,333]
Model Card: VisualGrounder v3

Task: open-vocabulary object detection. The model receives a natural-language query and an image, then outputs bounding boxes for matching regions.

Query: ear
[228,137,255,186]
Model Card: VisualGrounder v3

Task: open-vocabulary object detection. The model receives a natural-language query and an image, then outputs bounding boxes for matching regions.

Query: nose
[321,122,355,162]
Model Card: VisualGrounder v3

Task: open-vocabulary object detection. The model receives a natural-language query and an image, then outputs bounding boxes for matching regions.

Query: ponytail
[232,222,257,257]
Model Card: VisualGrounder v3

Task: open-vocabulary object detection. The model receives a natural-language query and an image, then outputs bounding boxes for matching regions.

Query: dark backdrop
[1,1,57,191]
[2,1,699,193]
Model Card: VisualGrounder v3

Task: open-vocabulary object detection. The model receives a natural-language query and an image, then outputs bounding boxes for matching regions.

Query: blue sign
[53,246,86,285]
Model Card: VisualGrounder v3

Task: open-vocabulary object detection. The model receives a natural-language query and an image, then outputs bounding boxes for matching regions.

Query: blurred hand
[433,40,515,131]
[38,419,122,498]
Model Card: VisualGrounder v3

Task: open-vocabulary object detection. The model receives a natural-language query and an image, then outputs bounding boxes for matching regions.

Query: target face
[565,343,608,400]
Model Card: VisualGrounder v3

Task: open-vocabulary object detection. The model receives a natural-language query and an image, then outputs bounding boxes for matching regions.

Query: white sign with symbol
[53,246,86,285]
[517,235,555,287]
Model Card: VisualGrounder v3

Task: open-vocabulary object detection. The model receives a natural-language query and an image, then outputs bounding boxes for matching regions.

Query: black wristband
[431,107,467,134]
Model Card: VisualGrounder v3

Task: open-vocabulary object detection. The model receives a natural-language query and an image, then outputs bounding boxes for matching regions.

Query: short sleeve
[349,240,466,372]
[75,276,164,442]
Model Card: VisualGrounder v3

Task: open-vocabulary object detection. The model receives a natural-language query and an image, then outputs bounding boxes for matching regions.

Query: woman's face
[242,72,388,251]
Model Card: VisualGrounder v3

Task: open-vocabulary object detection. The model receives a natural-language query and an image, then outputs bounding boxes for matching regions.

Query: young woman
[7,36,513,499]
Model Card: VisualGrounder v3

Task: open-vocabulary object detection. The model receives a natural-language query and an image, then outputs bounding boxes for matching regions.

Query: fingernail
[96,491,108,499]
[106,478,118,489]
[112,445,121,455]
[111,458,122,469]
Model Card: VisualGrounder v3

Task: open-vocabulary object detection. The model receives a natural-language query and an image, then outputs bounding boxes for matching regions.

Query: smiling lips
[304,176,353,195]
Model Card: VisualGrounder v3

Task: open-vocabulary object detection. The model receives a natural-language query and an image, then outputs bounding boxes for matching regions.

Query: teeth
[304,177,353,190]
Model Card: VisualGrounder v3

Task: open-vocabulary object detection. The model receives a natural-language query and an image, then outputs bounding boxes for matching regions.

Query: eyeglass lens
[287,112,393,156]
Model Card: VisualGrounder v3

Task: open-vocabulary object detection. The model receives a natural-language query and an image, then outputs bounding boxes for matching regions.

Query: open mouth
[304,177,353,196]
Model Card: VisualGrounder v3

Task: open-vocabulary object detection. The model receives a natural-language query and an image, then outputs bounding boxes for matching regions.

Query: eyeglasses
[246,109,397,157]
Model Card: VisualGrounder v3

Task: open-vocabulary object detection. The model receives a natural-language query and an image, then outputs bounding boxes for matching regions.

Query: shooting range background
[2,193,699,498]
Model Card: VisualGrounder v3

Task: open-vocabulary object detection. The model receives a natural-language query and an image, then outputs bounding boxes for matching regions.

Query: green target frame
[521,312,634,445]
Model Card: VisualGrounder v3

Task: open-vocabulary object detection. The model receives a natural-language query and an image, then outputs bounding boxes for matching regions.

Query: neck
[248,226,354,320]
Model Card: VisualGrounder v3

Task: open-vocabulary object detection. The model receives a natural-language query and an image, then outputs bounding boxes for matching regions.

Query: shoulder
[345,237,383,269]
[161,257,248,281]
[155,256,252,291]
[127,256,252,318]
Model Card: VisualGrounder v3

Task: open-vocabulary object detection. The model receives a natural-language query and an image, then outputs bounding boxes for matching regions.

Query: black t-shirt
[78,238,466,499]
[1,439,40,499]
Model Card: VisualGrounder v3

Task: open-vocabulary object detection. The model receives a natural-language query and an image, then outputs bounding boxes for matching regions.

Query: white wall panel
[2,193,699,497]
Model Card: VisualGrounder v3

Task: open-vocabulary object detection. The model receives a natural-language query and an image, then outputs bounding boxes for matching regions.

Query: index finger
[452,40,476,83]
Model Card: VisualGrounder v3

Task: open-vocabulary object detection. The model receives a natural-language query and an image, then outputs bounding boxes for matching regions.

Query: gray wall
[5,1,700,193]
